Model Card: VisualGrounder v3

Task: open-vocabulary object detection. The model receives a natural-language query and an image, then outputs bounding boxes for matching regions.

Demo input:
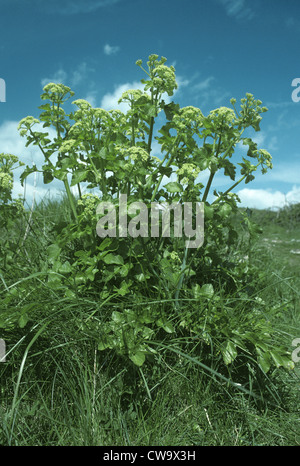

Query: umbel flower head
[177,163,201,185]
[136,54,178,97]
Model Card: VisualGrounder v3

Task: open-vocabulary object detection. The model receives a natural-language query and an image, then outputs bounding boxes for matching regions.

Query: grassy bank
[0,199,299,446]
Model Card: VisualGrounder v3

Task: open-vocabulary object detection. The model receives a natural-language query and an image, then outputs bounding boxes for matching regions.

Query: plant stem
[63,178,78,223]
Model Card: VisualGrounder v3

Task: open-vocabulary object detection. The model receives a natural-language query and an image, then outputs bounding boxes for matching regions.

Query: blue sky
[1,0,300,209]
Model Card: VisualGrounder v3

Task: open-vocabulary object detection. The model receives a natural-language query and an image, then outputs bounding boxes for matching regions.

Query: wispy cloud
[103,44,120,56]
[216,0,255,22]
[285,17,300,30]
[191,75,231,109]
[41,69,68,88]
[36,0,121,15]
[267,163,300,185]
[41,61,94,89]
[193,76,215,92]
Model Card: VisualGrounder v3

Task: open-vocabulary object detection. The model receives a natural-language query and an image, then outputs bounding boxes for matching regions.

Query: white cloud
[70,61,92,86]
[82,92,97,107]
[0,120,66,204]
[41,61,94,90]
[103,44,120,56]
[191,74,231,108]
[100,80,144,112]
[193,76,215,92]
[176,75,190,90]
[41,69,68,88]
[267,163,300,184]
[217,0,255,21]
[236,186,300,210]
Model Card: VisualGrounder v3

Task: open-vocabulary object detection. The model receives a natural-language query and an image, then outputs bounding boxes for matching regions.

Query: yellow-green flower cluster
[170,251,180,263]
[258,149,273,173]
[109,109,126,122]
[209,106,236,123]
[177,163,201,185]
[127,146,149,163]
[259,149,272,165]
[173,106,203,131]
[119,89,145,104]
[58,138,79,154]
[0,153,20,166]
[72,99,92,123]
[0,171,13,191]
[71,100,111,135]
[42,83,74,102]
[18,116,40,135]
[77,193,101,220]
[152,64,178,96]
[207,106,237,132]
[43,83,72,95]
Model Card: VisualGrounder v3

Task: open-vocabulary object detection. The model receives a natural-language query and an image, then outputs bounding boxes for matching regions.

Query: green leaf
[58,261,72,273]
[245,174,255,184]
[112,311,125,324]
[164,181,183,193]
[218,203,232,218]
[163,101,180,120]
[70,170,88,186]
[103,253,124,265]
[200,284,214,299]
[18,313,29,328]
[222,341,237,365]
[43,170,54,184]
[47,244,61,263]
[257,349,271,373]
[129,351,145,366]
[156,318,174,334]
[270,350,286,368]
[99,147,107,159]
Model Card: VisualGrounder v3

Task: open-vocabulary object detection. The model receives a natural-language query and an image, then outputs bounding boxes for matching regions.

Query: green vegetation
[0,55,299,445]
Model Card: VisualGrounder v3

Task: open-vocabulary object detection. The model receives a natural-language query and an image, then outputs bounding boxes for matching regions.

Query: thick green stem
[202,171,216,203]
[147,89,158,154]
[63,177,78,223]
[150,137,181,203]
[202,135,221,203]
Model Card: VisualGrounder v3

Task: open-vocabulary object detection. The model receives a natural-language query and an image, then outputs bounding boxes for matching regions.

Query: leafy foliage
[0,54,294,378]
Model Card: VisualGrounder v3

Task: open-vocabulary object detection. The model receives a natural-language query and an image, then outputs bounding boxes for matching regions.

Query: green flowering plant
[0,153,24,271]
[14,54,293,374]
